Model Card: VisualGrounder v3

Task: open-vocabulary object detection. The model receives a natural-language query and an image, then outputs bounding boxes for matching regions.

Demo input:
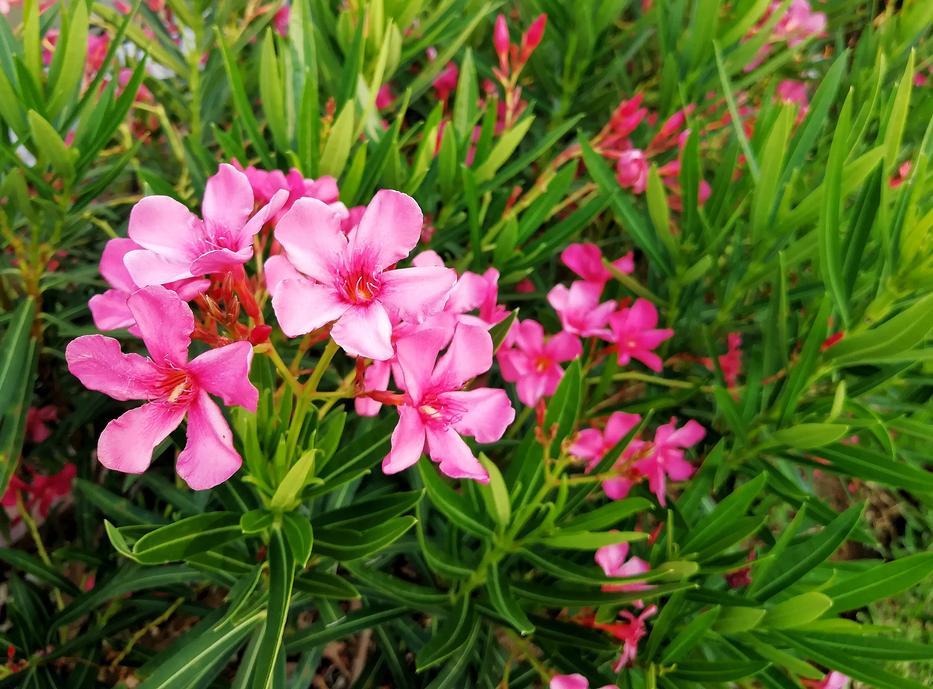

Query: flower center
[336,253,382,305]
[533,355,551,373]
[153,365,196,406]
[417,392,465,430]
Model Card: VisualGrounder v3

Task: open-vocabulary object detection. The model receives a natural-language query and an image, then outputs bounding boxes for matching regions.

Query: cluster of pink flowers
[745,0,827,71]
[551,675,618,689]
[570,413,705,506]
[497,242,671,408]
[68,163,516,487]
[1,464,76,519]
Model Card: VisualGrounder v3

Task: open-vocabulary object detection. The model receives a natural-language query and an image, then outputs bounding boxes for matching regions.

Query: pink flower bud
[493,14,510,58]
[523,14,547,53]
[615,149,649,194]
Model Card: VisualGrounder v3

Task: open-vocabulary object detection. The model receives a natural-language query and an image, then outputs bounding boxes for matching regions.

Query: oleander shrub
[0,1,931,688]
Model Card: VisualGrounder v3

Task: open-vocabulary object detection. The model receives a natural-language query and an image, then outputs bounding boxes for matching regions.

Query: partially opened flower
[383,324,515,482]
[550,675,619,689]
[608,299,673,371]
[269,191,457,360]
[803,672,849,689]
[548,281,616,338]
[595,541,651,604]
[616,148,649,193]
[66,285,257,490]
[635,418,705,506]
[561,242,634,288]
[497,319,582,407]
[236,163,342,223]
[89,238,209,335]
[569,411,642,470]
[124,164,288,286]
[594,605,657,670]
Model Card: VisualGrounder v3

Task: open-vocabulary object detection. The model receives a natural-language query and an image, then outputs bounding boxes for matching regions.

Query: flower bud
[493,14,510,58]
[615,149,649,194]
[523,14,547,53]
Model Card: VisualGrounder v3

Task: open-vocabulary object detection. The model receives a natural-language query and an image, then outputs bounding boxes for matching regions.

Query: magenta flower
[237,163,342,224]
[569,411,642,470]
[608,298,673,371]
[776,79,809,116]
[269,190,457,360]
[701,332,743,389]
[803,672,849,689]
[497,319,582,407]
[66,286,258,490]
[383,324,515,482]
[89,238,208,335]
[601,605,657,670]
[595,541,651,604]
[548,281,616,338]
[561,242,634,288]
[634,418,705,506]
[550,676,619,689]
[124,164,288,287]
[616,148,649,193]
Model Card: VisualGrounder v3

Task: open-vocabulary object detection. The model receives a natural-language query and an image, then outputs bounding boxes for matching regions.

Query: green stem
[306,339,340,394]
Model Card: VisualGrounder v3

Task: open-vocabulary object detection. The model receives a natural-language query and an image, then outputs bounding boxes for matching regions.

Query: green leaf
[753,503,864,601]
[343,562,447,609]
[287,605,409,652]
[133,513,242,565]
[822,552,933,614]
[646,164,676,259]
[770,424,850,449]
[240,509,274,535]
[415,597,474,671]
[252,529,295,689]
[784,632,933,661]
[820,89,853,325]
[713,606,766,634]
[486,565,534,635]
[281,513,314,567]
[314,490,423,531]
[270,450,317,510]
[259,30,288,152]
[418,462,493,538]
[543,359,582,446]
[827,294,933,365]
[27,110,74,181]
[314,517,416,561]
[0,298,36,495]
[512,581,694,608]
[294,570,360,600]
[661,606,720,663]
[319,103,355,177]
[46,0,88,117]
[535,530,647,550]
[473,116,535,182]
[451,47,478,140]
[681,473,767,553]
[490,309,518,353]
[478,454,511,527]
[813,444,933,492]
[761,592,832,629]
[669,660,770,682]
[751,105,792,239]
[560,498,653,532]
[0,548,80,596]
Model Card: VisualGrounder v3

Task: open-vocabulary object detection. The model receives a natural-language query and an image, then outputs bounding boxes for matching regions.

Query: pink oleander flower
[269,190,456,360]
[701,332,743,388]
[89,238,209,335]
[608,299,673,371]
[273,3,290,36]
[497,319,582,407]
[551,675,619,689]
[376,84,395,109]
[412,252,508,328]
[777,79,809,117]
[433,61,459,101]
[124,164,288,286]
[595,541,651,604]
[636,418,705,506]
[803,672,850,689]
[235,163,342,224]
[66,286,258,490]
[616,149,649,193]
[777,0,827,47]
[383,324,515,482]
[569,412,642,470]
[547,281,616,338]
[609,94,648,139]
[561,243,634,289]
[889,160,912,189]
[1,464,75,518]
[25,405,58,443]
[597,605,657,670]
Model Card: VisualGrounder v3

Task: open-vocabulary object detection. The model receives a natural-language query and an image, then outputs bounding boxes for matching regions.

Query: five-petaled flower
[66,285,258,490]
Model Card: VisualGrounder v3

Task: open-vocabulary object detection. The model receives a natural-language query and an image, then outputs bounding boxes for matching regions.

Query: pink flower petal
[242,188,289,239]
[202,163,254,236]
[89,290,135,332]
[411,250,444,267]
[605,412,642,445]
[187,341,258,411]
[350,190,423,267]
[330,302,394,360]
[99,237,140,292]
[127,195,200,263]
[189,247,254,275]
[175,392,242,490]
[379,266,457,322]
[270,278,348,338]
[274,197,347,284]
[126,286,194,366]
[124,249,193,286]
[569,428,605,462]
[431,324,493,388]
[66,335,159,401]
[382,406,426,474]
[395,327,450,402]
[445,388,514,443]
[668,419,706,447]
[551,674,590,689]
[355,359,392,416]
[98,402,186,474]
[264,255,304,294]
[546,331,583,362]
[425,426,488,482]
